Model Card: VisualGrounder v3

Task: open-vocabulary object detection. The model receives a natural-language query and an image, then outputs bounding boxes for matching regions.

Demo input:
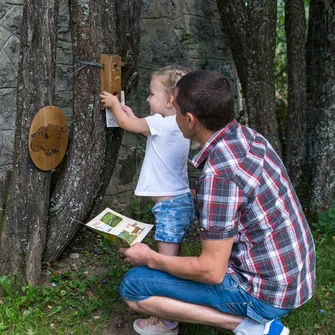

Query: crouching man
[119,70,316,335]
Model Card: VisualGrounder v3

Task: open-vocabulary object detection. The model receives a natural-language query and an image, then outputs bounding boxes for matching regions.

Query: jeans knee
[119,267,150,301]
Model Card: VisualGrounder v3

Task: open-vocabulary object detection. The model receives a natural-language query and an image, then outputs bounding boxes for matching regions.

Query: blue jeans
[120,267,291,324]
[152,192,194,244]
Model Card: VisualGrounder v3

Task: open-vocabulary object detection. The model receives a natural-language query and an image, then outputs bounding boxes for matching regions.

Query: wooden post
[100,54,122,109]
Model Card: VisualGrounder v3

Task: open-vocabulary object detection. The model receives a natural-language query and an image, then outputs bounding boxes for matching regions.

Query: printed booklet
[72,208,154,247]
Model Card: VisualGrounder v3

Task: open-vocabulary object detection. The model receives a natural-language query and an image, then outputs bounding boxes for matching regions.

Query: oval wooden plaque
[28,106,68,171]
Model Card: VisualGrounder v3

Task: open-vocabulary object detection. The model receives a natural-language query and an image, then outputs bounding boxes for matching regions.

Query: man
[119,71,316,335]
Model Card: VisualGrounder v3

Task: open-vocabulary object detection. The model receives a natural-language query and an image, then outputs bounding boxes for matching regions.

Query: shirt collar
[192,119,239,168]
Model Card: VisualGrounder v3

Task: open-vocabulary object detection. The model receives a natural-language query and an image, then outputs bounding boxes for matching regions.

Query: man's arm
[100,91,150,134]
[119,237,234,284]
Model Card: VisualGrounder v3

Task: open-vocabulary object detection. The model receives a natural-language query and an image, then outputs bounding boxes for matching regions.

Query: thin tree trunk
[0,0,59,285]
[0,170,11,225]
[217,0,281,156]
[304,0,335,212]
[284,0,306,187]
[44,0,141,262]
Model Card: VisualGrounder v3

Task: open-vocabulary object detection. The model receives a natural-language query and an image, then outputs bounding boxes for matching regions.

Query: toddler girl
[100,66,194,335]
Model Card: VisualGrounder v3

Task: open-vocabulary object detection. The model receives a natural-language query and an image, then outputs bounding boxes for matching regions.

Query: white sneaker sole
[133,320,178,335]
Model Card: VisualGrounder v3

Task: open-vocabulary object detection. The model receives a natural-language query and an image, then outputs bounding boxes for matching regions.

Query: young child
[100,67,194,333]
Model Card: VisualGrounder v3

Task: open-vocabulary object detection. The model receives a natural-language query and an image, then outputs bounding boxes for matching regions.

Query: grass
[0,231,334,334]
[0,274,104,334]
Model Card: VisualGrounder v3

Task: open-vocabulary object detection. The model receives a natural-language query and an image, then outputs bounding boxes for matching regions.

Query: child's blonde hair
[151,66,189,96]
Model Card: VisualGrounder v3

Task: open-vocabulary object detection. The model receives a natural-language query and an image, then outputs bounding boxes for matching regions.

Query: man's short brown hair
[176,71,234,131]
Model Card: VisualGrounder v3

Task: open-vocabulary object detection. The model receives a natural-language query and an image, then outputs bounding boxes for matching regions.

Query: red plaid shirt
[193,120,315,309]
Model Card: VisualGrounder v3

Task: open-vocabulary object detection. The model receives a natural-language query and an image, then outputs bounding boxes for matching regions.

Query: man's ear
[166,95,174,108]
[186,112,196,130]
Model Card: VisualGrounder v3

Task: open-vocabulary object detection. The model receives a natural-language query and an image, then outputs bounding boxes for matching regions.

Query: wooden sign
[100,54,121,109]
[28,106,68,171]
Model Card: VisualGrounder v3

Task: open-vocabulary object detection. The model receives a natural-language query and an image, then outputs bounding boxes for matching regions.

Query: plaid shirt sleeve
[196,175,248,240]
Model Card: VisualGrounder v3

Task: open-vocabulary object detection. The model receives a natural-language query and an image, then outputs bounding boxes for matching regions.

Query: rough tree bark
[0,0,60,285]
[0,0,142,284]
[304,0,335,212]
[44,0,142,263]
[284,0,307,187]
[216,1,281,156]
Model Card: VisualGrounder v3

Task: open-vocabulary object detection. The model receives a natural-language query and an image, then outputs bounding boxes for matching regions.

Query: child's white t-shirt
[135,114,191,197]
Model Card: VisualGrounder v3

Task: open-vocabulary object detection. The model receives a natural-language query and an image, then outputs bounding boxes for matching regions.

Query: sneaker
[133,316,179,335]
[263,319,289,335]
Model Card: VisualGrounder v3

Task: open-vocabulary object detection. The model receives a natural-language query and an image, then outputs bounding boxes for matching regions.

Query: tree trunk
[0,170,11,225]
[0,0,60,285]
[304,0,335,212]
[44,0,142,263]
[0,0,141,283]
[284,0,306,187]
[217,0,281,156]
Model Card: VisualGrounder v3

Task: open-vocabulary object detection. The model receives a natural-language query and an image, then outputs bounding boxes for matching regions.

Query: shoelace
[147,316,160,326]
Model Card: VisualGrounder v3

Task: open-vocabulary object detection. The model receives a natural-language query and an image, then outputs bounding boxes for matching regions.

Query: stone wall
[0,0,22,173]
[0,0,238,216]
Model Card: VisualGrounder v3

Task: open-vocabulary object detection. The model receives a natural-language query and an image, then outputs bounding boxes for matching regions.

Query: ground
[39,225,201,335]
[40,227,142,335]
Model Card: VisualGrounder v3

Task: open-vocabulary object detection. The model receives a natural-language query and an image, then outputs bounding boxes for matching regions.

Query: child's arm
[122,105,150,138]
[100,91,150,134]
[122,105,137,118]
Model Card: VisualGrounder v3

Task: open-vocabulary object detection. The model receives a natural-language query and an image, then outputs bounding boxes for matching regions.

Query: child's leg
[158,241,180,256]
[152,192,195,248]
[153,193,194,256]
[135,192,194,330]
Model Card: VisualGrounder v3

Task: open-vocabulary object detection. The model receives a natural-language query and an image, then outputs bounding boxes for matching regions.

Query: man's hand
[100,91,119,109]
[119,243,154,267]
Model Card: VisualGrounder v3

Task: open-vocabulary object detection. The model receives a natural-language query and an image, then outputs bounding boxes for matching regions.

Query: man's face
[174,88,190,139]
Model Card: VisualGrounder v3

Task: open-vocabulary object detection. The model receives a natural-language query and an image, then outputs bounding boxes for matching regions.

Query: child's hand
[100,91,119,109]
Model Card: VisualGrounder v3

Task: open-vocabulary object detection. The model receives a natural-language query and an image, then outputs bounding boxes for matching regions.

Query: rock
[70,263,78,271]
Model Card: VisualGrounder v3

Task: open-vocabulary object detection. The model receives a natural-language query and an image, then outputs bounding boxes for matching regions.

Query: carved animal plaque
[28,106,68,171]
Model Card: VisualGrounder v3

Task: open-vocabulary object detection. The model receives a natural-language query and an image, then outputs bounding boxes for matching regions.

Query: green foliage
[312,202,335,246]
[96,239,132,304]
[275,0,287,90]
[131,198,139,218]
[275,0,288,139]
[0,275,19,297]
[286,240,335,335]
[131,198,155,224]
[275,0,310,140]
[0,273,102,334]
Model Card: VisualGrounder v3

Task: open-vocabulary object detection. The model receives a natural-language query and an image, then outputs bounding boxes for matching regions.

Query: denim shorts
[152,192,194,244]
[120,267,291,324]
